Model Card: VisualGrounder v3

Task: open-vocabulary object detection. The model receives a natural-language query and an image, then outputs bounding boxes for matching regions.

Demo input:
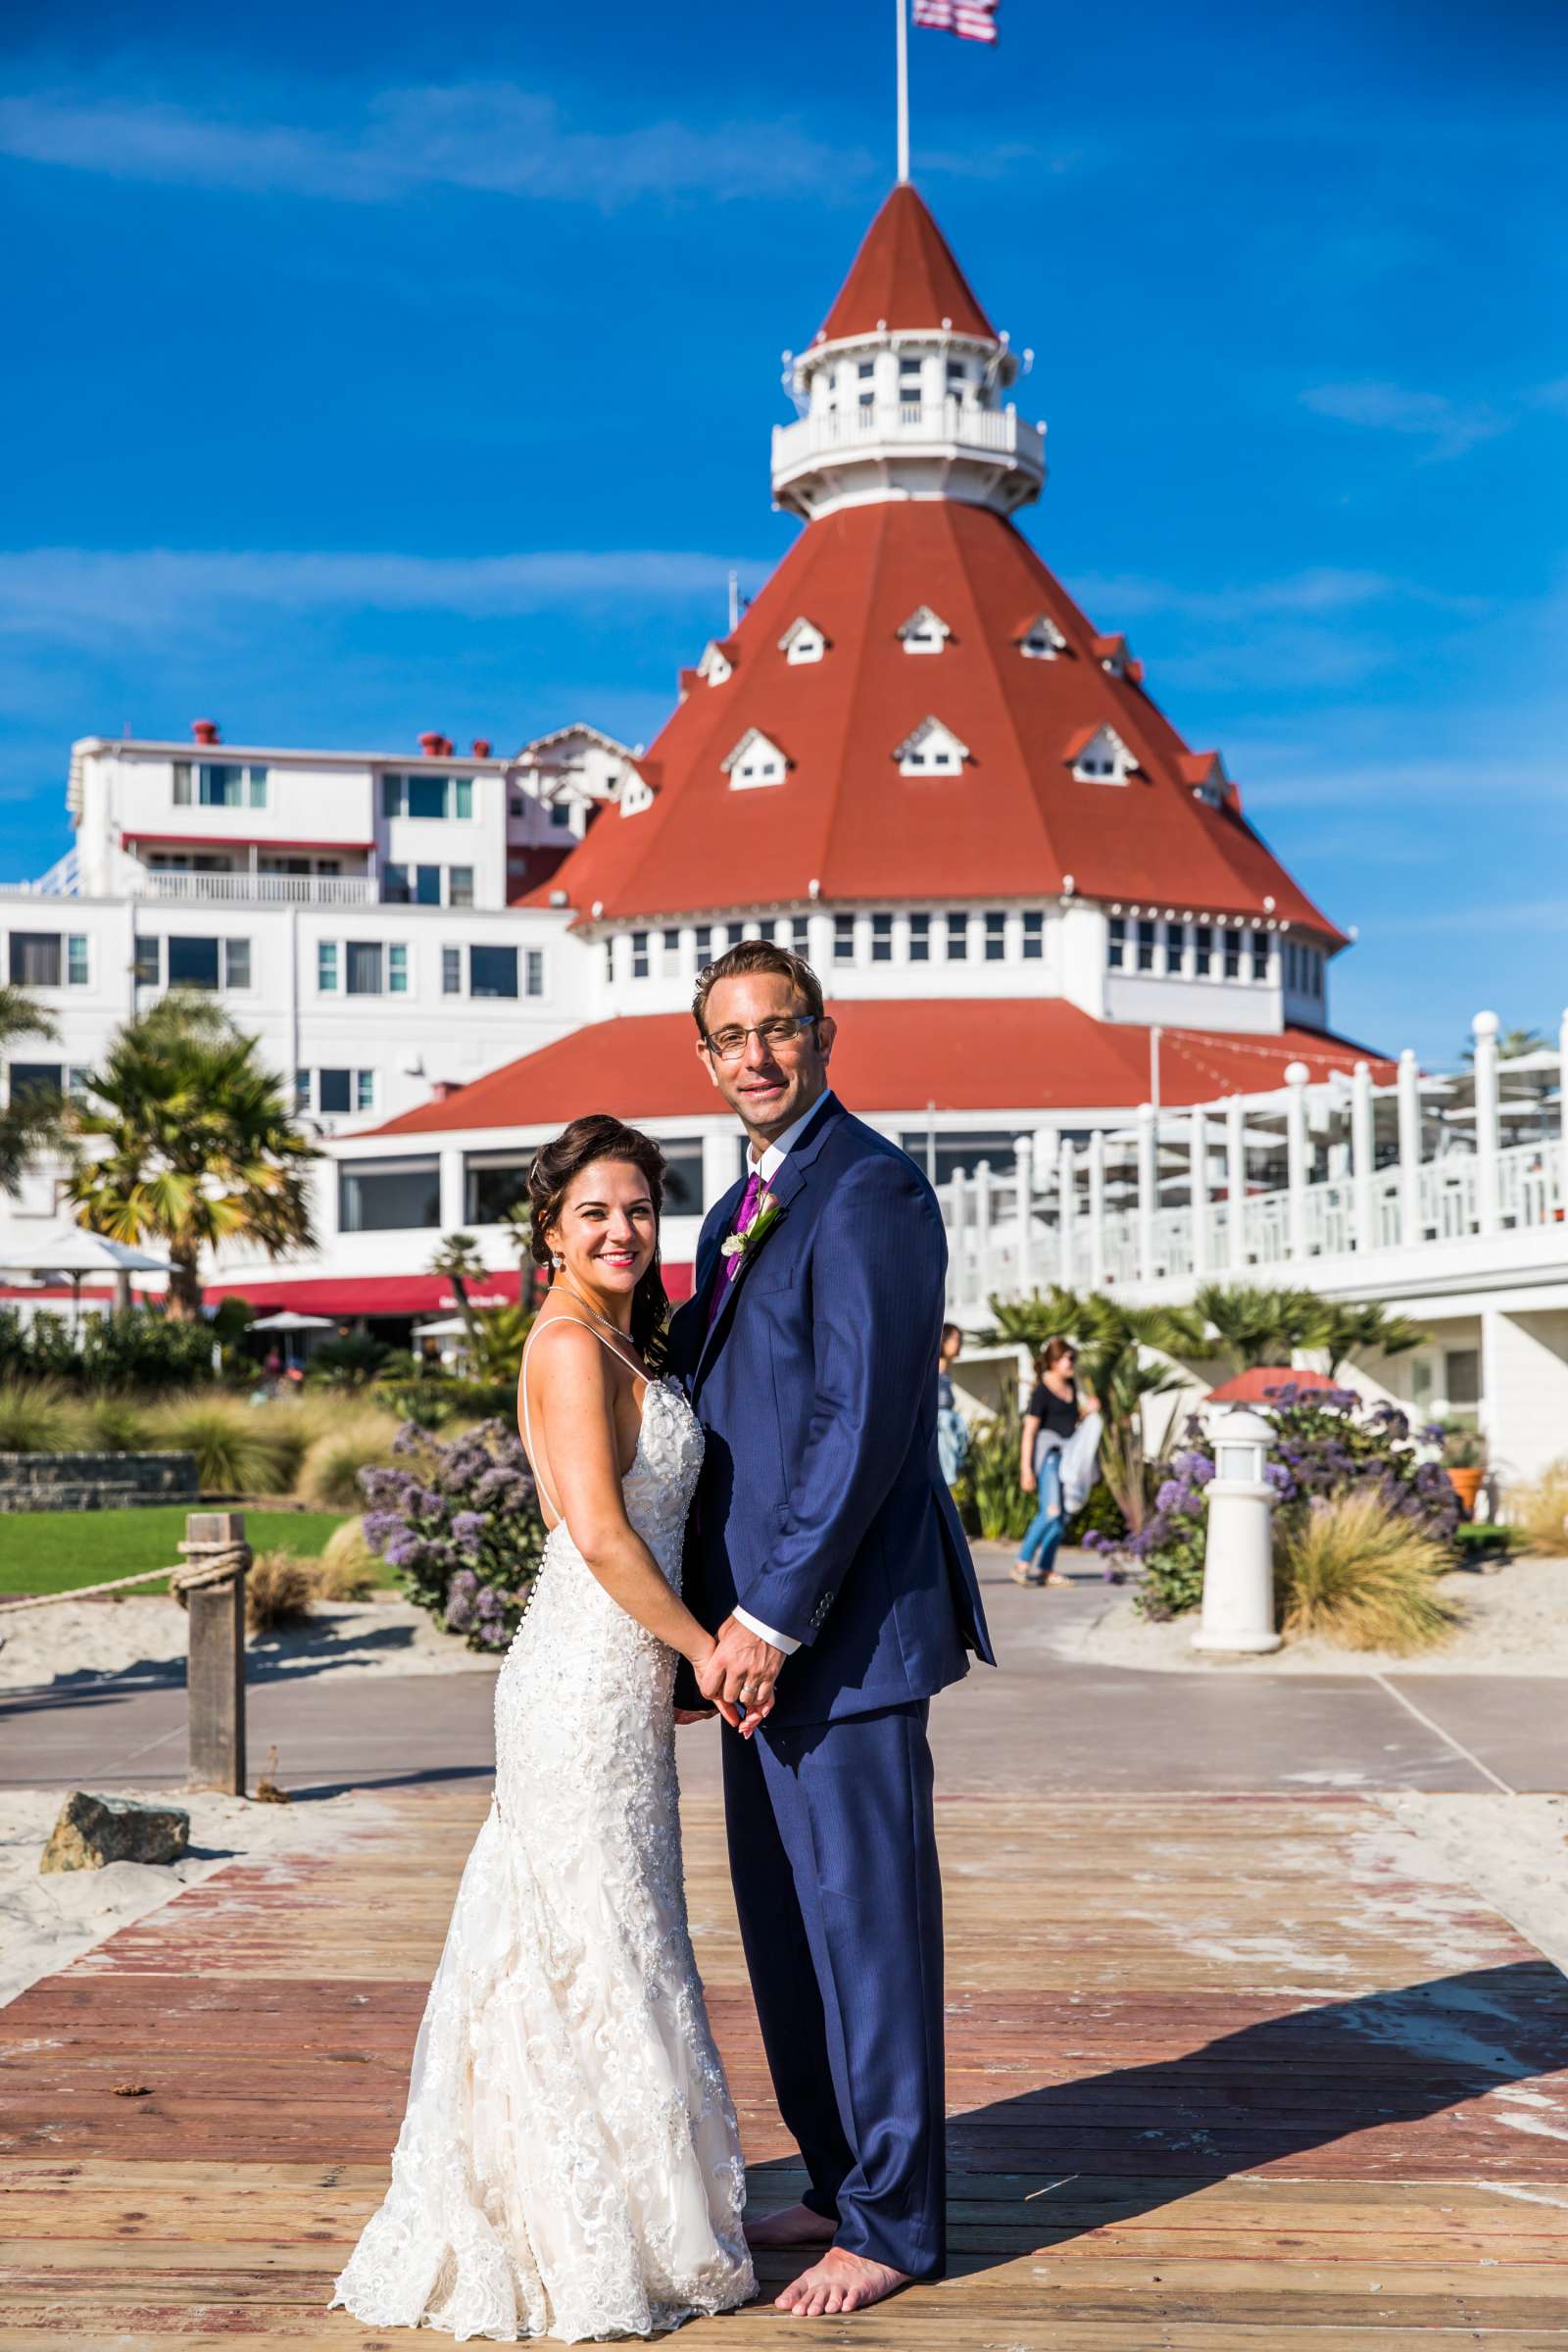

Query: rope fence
[0,1511,252,1792]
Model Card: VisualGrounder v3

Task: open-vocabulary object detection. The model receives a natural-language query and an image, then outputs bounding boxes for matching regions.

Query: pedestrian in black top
[1011,1338,1080,1588]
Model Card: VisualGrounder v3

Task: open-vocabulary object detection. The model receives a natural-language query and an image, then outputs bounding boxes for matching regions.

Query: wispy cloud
[1299,380,1509,463]
[1069,565,1419,622]
[0,546,771,645]
[0,83,870,209]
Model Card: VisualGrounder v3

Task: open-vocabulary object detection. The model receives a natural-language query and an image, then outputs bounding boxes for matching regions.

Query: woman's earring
[552,1253,564,1271]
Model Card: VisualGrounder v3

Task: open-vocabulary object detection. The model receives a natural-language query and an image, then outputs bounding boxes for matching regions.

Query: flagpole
[896,0,910,182]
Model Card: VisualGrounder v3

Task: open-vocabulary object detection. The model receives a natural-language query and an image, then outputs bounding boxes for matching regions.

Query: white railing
[941,1069,1568,1323]
[0,847,81,899]
[132,869,378,906]
[772,399,1044,475]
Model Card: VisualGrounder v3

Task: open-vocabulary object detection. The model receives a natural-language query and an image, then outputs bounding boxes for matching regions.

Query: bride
[329,1114,758,2342]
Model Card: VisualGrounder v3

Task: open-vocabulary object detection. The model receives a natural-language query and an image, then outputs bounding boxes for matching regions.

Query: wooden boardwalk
[3,1785,1567,2348]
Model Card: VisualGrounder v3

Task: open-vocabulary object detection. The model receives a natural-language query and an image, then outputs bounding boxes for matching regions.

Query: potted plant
[1441,1424,1488,1518]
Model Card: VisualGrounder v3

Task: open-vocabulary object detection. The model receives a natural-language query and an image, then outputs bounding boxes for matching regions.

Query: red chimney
[418,730,443,758]
[192,719,220,745]
[427,1078,465,1102]
[438,736,455,758]
[471,738,492,759]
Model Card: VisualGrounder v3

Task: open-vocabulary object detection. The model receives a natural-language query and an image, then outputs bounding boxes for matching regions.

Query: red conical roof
[525,499,1347,947]
[816,183,997,344]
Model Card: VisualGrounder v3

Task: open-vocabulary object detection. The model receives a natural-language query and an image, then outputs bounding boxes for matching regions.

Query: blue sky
[2,0,1563,1065]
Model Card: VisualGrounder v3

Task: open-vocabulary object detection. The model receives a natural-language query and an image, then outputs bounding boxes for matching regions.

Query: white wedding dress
[329,1352,755,2343]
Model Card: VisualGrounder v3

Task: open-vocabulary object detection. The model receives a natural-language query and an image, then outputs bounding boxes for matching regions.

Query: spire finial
[895,0,910,182]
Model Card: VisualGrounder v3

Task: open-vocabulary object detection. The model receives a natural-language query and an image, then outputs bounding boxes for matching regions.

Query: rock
[38,1790,191,1874]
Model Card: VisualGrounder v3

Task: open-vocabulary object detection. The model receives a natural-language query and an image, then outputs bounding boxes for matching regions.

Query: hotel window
[469,946,519,1000]
[908,912,930,962]
[157,935,246,991]
[317,942,339,992]
[984,911,1006,962]
[525,949,544,998]
[1021,910,1044,961]
[66,934,89,987]
[775,916,809,954]
[1194,923,1214,976]
[833,914,856,964]
[871,912,894,962]
[339,1156,441,1233]
[631,930,650,980]
[660,1138,707,1216]
[1137,919,1156,973]
[1107,916,1127,970]
[7,1062,64,1103]
[448,866,474,908]
[329,941,407,996]
[694,926,713,967]
[381,863,442,906]
[1244,928,1262,981]
[442,947,462,996]
[172,761,192,806]
[223,939,251,990]
[509,795,524,818]
[8,931,64,987]
[604,938,614,982]
[466,1152,534,1225]
[299,1068,373,1117]
[380,772,473,821]
[1223,929,1241,978]
[946,910,968,961]
[550,801,573,828]
[194,762,268,808]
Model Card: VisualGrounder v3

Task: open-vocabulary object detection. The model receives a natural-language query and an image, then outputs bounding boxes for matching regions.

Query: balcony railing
[772,399,1045,478]
[131,868,378,906]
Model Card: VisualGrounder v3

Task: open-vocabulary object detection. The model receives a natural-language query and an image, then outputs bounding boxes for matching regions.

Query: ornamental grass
[1505,1461,1568,1556]
[0,1379,87,1452]
[1275,1491,1458,1653]
[245,1550,318,1634]
[294,1411,401,1510]
[312,1516,380,1599]
[146,1393,304,1494]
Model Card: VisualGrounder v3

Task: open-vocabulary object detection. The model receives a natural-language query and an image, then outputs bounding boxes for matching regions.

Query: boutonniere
[720,1190,783,1263]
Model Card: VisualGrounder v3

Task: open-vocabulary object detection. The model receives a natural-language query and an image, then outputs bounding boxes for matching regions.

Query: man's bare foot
[776,2246,908,2316]
[745,2200,838,2250]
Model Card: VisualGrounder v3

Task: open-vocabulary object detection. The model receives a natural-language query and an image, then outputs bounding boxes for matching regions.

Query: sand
[1047,1552,1568,1678]
[0,1593,497,1693]
[1364,1793,1568,1980]
[0,1782,395,2009]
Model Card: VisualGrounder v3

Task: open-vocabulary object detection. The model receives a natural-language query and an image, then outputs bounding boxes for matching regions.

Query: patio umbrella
[0,1225,172,1332]
[249,1306,336,1373]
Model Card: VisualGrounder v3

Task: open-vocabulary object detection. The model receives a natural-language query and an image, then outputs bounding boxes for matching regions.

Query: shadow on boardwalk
[749,1961,1568,2276]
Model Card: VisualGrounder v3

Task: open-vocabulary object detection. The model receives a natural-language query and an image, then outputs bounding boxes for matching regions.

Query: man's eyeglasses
[703,1012,818,1065]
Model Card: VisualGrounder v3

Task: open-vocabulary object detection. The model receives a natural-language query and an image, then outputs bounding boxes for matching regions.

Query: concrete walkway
[3,1553,1563,1799]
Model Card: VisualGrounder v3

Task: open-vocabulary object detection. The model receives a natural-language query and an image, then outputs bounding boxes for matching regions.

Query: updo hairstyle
[527,1113,670,1362]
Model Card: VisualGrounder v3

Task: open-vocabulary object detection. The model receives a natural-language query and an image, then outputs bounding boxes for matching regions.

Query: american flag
[912,0,999,41]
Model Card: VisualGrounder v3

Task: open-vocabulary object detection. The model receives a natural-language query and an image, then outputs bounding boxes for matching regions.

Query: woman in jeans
[1011,1338,1080,1588]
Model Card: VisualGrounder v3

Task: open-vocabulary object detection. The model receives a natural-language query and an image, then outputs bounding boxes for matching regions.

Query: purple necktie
[708,1169,763,1327]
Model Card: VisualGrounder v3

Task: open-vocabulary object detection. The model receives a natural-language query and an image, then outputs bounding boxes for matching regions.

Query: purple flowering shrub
[359,1419,547,1651]
[1110,1383,1461,1621]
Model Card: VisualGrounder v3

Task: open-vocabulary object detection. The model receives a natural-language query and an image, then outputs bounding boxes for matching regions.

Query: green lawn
[0,1505,392,1597]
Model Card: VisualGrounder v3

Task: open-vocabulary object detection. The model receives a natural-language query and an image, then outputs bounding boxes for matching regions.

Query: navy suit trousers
[721,1701,946,2278]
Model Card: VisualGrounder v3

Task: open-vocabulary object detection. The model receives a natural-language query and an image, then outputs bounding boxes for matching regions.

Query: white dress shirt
[728,1091,836,1658]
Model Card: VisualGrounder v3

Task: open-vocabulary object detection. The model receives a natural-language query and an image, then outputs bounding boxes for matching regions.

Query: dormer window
[618,774,656,818]
[896,717,969,777]
[698,639,735,687]
[721,728,790,791]
[1068,724,1137,785]
[778,615,828,666]
[1179,751,1229,808]
[1092,632,1132,679]
[899,606,951,655]
[1017,613,1067,661]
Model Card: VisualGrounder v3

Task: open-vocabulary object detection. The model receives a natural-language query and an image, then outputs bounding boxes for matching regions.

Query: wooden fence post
[184,1510,249,1794]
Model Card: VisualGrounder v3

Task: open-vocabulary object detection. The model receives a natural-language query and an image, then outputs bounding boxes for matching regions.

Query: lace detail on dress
[328,1379,753,2342]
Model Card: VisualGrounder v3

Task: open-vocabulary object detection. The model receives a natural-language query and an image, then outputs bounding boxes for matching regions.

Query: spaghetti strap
[520,1313,647,1527]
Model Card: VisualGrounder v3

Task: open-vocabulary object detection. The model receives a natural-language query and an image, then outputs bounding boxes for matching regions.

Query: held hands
[696,1614,785,1740]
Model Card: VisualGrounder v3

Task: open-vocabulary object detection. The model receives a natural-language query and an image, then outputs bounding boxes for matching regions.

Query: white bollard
[1192,1406,1281,1654]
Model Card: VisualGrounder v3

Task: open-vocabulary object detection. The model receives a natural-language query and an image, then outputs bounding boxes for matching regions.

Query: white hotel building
[4,186,1566,1473]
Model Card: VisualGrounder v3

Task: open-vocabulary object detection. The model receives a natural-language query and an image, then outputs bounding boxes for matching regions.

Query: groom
[668,941,994,2318]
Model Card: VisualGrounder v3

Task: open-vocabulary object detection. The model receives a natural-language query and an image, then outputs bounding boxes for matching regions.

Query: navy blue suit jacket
[667,1094,994,1726]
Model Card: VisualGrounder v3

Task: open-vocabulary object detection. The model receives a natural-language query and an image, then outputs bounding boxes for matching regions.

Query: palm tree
[0,985,62,1199]
[64,995,318,1320]
[497,1199,543,1306]
[1192,1282,1425,1379]
[1462,1024,1545,1064]
[429,1232,489,1354]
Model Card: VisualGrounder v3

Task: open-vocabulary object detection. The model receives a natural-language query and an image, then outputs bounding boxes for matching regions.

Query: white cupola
[771,184,1046,525]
